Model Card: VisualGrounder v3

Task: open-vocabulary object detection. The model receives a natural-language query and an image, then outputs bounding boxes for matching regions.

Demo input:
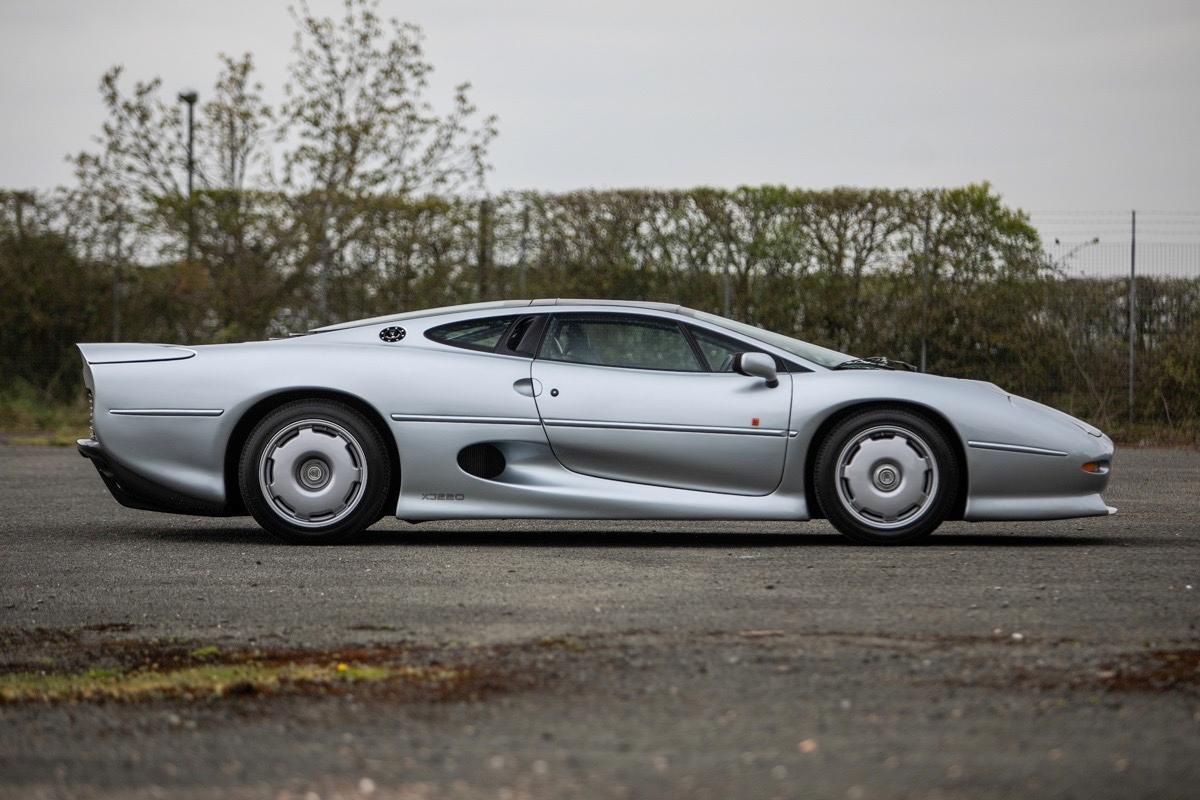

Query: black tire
[238,399,391,544]
[813,408,959,545]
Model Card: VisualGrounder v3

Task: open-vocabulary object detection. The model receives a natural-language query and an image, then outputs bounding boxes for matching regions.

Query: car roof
[308,299,687,332]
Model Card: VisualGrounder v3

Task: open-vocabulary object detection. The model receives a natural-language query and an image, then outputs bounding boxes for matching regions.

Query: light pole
[1128,211,1136,424]
[177,88,198,263]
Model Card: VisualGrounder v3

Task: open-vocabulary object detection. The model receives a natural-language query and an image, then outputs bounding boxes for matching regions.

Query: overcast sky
[2,0,1198,223]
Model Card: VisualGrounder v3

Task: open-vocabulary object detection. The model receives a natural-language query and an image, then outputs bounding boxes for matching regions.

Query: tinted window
[540,315,703,372]
[425,316,513,352]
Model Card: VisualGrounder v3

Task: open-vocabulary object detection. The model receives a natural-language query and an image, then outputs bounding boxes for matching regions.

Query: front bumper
[961,432,1116,522]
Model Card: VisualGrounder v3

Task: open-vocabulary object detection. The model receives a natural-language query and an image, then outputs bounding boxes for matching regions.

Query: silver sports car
[76,299,1115,545]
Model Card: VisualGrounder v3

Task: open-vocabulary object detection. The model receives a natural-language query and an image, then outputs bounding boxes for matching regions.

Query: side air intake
[457,444,507,479]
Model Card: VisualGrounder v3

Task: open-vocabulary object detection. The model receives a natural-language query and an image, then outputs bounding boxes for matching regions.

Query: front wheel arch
[223,389,401,519]
[803,401,968,522]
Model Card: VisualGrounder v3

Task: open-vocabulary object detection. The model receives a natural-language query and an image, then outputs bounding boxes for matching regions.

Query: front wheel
[814,408,959,545]
[238,399,391,544]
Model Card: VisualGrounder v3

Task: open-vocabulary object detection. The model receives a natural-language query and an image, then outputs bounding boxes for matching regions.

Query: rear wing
[76,343,196,365]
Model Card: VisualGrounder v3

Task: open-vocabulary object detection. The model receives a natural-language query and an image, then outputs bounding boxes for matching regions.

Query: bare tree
[202,54,274,192]
[278,0,498,322]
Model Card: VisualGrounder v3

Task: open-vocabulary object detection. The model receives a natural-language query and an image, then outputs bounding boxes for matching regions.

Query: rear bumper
[77,438,231,517]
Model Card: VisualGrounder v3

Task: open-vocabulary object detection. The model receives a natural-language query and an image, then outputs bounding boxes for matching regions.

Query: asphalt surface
[1,444,1198,799]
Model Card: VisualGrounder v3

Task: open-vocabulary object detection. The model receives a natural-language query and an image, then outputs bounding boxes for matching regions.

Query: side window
[501,316,540,355]
[540,315,703,372]
[688,325,796,373]
[690,327,745,372]
[425,316,514,352]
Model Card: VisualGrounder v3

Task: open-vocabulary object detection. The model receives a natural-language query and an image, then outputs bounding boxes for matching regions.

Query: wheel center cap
[874,465,899,490]
[298,458,330,489]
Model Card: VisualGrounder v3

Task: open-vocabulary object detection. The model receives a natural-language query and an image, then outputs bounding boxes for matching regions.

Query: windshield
[690,310,855,369]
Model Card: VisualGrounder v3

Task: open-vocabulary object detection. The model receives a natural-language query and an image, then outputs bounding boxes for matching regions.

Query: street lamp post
[177,89,198,263]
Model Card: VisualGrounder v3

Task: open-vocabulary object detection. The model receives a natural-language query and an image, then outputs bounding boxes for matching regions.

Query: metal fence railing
[1030,209,1200,431]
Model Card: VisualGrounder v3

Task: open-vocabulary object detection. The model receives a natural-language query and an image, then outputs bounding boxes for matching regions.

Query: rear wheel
[814,408,959,545]
[238,400,391,544]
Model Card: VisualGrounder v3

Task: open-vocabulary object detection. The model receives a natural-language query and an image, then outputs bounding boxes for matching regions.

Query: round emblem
[379,326,406,343]
[873,465,899,490]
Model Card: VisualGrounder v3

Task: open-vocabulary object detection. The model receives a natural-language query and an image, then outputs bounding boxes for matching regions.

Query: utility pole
[111,205,123,341]
[516,203,530,297]
[177,89,198,263]
[1128,210,1137,424]
[919,211,932,372]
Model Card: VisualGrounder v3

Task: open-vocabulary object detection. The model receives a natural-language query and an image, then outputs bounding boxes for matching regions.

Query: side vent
[457,444,506,479]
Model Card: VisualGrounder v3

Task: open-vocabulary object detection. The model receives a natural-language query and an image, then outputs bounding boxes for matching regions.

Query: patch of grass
[536,635,587,653]
[188,645,221,660]
[1105,420,1200,448]
[0,628,587,706]
[7,431,88,446]
[0,386,88,446]
[0,660,463,703]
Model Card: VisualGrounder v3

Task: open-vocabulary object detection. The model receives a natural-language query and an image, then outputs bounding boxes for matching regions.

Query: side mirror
[734,352,779,388]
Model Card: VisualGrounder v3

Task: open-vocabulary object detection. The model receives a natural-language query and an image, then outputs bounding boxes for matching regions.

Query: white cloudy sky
[2,0,1198,220]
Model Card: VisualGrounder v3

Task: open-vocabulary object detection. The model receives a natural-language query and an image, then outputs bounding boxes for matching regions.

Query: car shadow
[124,525,1127,549]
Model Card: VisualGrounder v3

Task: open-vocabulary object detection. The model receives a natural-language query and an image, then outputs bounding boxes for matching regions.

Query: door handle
[513,378,542,397]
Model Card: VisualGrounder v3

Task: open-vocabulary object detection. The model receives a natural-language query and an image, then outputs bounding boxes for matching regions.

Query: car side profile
[76,299,1116,545]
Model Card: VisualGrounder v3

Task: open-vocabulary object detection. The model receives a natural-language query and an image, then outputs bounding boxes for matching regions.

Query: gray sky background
[2,0,1198,224]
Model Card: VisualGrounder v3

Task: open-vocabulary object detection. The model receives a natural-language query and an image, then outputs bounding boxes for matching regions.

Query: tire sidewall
[238,400,390,544]
[815,408,958,545]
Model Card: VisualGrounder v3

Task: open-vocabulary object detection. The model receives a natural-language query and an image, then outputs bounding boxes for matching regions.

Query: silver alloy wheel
[834,425,939,530]
[257,419,367,528]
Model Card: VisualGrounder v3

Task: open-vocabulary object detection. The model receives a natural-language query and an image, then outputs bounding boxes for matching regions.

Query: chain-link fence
[2,190,1198,440]
[1026,211,1200,432]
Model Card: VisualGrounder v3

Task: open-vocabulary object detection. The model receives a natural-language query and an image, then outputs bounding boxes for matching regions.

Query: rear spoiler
[76,343,196,365]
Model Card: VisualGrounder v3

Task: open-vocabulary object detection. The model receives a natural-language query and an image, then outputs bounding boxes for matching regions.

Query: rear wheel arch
[802,401,968,521]
[223,389,401,519]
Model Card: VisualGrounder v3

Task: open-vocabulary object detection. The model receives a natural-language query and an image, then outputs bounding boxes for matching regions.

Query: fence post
[516,202,530,298]
[476,198,492,300]
[722,266,731,318]
[12,191,29,238]
[1128,209,1136,424]
[111,205,123,342]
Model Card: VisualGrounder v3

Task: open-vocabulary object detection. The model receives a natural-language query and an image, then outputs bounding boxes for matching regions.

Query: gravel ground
[1,444,1198,799]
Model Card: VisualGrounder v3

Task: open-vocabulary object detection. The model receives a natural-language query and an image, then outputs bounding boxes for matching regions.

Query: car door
[530,312,792,495]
